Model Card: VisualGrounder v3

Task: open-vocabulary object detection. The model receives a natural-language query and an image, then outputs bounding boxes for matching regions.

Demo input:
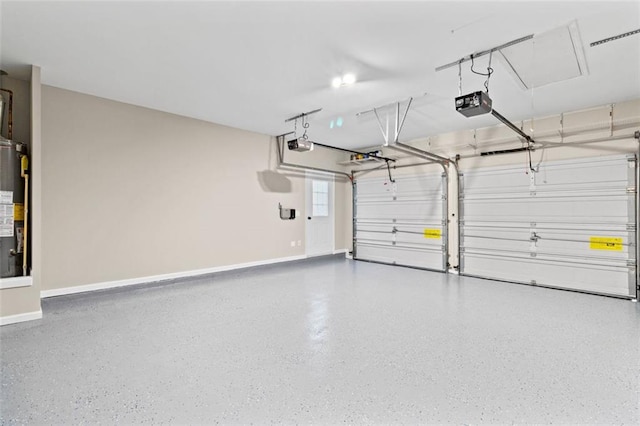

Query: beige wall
[39,86,347,292]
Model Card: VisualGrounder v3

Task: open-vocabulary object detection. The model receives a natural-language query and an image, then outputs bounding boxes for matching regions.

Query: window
[312,180,329,217]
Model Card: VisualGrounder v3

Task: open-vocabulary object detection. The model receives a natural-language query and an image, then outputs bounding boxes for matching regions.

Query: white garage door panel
[463,227,631,261]
[357,175,443,198]
[357,200,443,221]
[355,174,446,271]
[462,253,631,296]
[357,222,444,247]
[463,194,630,221]
[357,244,445,269]
[460,154,636,298]
[463,156,629,193]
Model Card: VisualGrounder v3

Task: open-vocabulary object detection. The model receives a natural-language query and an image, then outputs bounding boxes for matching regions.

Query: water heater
[0,138,26,278]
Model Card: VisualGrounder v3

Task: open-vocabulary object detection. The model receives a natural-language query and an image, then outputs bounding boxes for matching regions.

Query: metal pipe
[21,160,29,276]
[279,162,351,178]
[450,159,461,272]
[491,109,533,143]
[633,131,640,302]
[394,102,399,144]
[311,141,395,162]
[351,176,357,258]
[481,146,531,156]
[395,98,413,143]
[393,142,450,164]
[284,108,322,123]
[435,34,534,72]
[442,166,450,271]
[373,108,389,145]
[0,88,14,139]
[352,160,436,177]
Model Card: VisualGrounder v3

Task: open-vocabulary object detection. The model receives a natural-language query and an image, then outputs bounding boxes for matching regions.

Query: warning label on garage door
[424,229,441,239]
[589,237,623,251]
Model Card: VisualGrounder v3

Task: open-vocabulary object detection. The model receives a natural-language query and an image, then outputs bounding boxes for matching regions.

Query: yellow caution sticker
[13,203,24,221]
[590,236,623,251]
[424,229,441,239]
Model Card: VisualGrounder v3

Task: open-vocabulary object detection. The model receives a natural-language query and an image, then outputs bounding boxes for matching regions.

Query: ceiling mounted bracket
[357,97,413,145]
[284,108,322,124]
[435,34,534,72]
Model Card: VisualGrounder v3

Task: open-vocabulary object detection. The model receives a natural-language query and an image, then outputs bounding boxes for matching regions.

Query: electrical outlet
[290,241,295,247]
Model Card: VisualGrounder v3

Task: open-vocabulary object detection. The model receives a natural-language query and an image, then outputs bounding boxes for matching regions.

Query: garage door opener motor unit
[455,91,493,117]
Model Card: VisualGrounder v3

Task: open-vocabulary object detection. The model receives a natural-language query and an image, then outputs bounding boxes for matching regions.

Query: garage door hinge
[460,247,465,253]
[627,224,636,231]
[627,187,636,193]
[530,191,537,196]
[627,260,636,267]
[531,280,537,285]
[530,253,537,257]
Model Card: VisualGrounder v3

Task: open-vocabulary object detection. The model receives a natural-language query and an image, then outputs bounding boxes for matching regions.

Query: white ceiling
[1,1,639,149]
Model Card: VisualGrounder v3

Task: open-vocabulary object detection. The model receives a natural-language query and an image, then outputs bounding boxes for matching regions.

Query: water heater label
[0,225,13,237]
[0,204,14,218]
[0,204,14,238]
[0,191,12,204]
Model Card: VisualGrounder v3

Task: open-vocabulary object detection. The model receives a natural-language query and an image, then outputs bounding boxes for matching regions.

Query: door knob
[307,217,312,220]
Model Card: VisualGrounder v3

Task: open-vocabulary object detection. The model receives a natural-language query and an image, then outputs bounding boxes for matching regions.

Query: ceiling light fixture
[331,73,357,88]
[342,73,356,85]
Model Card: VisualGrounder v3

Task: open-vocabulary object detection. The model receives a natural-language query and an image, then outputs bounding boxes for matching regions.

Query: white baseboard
[0,310,42,326]
[332,248,348,255]
[0,276,33,290]
[40,254,308,299]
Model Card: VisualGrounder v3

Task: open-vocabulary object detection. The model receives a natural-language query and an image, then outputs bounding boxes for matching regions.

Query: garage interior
[1,1,639,424]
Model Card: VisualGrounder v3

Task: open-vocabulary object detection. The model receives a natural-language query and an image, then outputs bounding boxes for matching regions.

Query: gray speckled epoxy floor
[1,256,639,424]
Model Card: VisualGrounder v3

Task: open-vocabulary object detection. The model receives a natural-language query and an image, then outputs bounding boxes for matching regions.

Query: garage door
[460,154,637,298]
[354,172,447,271]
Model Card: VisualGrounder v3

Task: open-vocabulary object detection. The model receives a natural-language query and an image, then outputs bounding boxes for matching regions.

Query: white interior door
[305,173,335,257]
